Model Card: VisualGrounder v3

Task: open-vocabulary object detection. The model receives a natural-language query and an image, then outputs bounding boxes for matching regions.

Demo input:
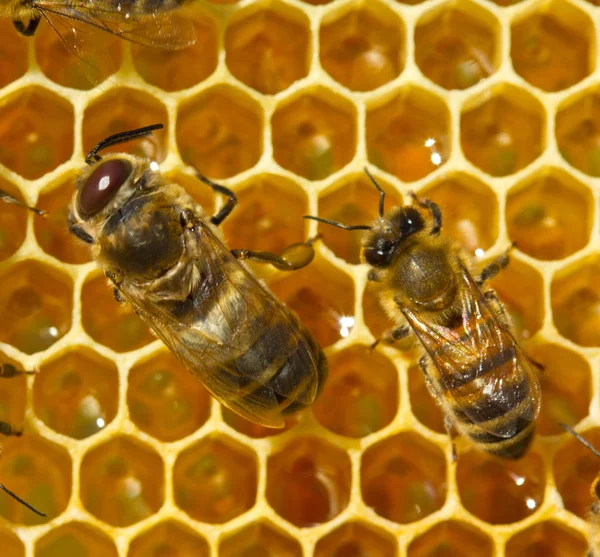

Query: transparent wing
[404,269,541,439]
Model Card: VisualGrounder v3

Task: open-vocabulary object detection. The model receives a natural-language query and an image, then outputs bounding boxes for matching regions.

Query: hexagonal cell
[511,2,593,92]
[506,169,593,261]
[0,435,71,524]
[0,86,74,180]
[127,350,211,442]
[35,522,118,557]
[0,528,23,557]
[132,16,217,92]
[415,3,498,90]
[81,273,154,353]
[222,406,297,439]
[555,90,600,177]
[320,4,404,92]
[266,436,351,527]
[407,521,493,557]
[366,88,450,182]
[0,178,29,261]
[225,5,310,95]
[361,432,446,523]
[0,260,73,354]
[220,522,301,557]
[129,521,209,557]
[0,353,27,435]
[421,173,499,254]
[314,522,396,557]
[456,449,545,524]
[268,258,355,348]
[460,86,544,177]
[173,435,257,523]
[505,521,587,557]
[222,174,308,257]
[554,427,600,519]
[317,174,401,265]
[408,363,445,434]
[0,21,27,88]
[313,345,398,438]
[271,90,356,180]
[488,257,544,342]
[177,86,262,179]
[34,22,122,90]
[33,348,119,439]
[82,88,168,163]
[527,344,590,436]
[551,256,600,347]
[80,436,164,527]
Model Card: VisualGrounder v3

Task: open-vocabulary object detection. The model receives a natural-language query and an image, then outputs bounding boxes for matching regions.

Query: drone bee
[305,169,541,459]
[67,124,327,428]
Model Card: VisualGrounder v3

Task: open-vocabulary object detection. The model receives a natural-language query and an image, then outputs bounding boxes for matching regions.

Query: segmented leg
[409,192,442,235]
[0,363,35,379]
[195,174,238,226]
[68,212,94,244]
[476,244,515,287]
[13,16,41,37]
[232,235,321,271]
[370,325,410,350]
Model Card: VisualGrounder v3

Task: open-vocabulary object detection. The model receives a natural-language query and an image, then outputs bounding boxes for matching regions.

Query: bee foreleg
[232,236,319,271]
[13,16,41,37]
[408,192,442,235]
[370,325,410,350]
[195,173,238,226]
[0,363,35,379]
[476,245,515,286]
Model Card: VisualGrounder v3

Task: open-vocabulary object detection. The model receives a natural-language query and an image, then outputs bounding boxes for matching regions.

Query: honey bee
[67,123,328,428]
[305,169,541,459]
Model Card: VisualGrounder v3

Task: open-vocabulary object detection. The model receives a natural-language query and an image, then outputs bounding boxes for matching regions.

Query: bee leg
[232,236,321,272]
[13,16,41,37]
[113,288,124,304]
[0,189,46,216]
[370,325,410,350]
[0,422,22,438]
[476,244,515,286]
[444,417,459,463]
[68,213,94,244]
[0,363,35,379]
[408,192,442,235]
[195,173,238,226]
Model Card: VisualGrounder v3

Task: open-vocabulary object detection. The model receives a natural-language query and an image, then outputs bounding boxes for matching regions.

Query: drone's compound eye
[78,159,132,219]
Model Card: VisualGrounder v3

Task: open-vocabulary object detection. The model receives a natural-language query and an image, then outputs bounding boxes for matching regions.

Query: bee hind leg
[232,235,321,272]
[408,192,442,235]
[195,173,237,226]
[13,16,41,37]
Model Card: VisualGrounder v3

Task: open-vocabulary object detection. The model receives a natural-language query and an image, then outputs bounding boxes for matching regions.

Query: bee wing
[404,269,541,439]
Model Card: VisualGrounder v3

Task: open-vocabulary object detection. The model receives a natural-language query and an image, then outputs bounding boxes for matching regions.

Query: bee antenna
[302,215,371,231]
[364,166,386,217]
[85,123,164,165]
[0,483,46,517]
[560,423,600,458]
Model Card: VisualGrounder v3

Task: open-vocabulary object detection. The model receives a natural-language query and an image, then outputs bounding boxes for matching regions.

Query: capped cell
[35,522,118,557]
[266,436,351,527]
[314,521,396,557]
[0,86,74,180]
[219,522,301,557]
[415,2,499,90]
[82,88,168,163]
[0,21,27,88]
[505,521,587,557]
[127,350,211,442]
[268,257,355,348]
[129,521,209,557]
[506,169,593,260]
[408,521,493,557]
[80,436,164,527]
[271,89,356,180]
[174,435,257,523]
[461,86,544,177]
[313,345,398,438]
[320,4,404,92]
[0,260,72,354]
[33,348,118,439]
[225,5,310,95]
[366,88,450,182]
[132,16,217,92]
[511,2,593,92]
[456,449,545,524]
[0,529,23,557]
[177,86,263,179]
[0,435,71,524]
[361,432,446,523]
[81,273,154,353]
[408,363,446,434]
[317,173,401,265]
[0,178,29,261]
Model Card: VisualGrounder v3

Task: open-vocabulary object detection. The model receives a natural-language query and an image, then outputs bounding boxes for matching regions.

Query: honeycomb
[0,0,599,554]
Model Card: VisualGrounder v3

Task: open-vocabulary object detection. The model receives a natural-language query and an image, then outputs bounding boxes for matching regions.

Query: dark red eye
[77,159,132,218]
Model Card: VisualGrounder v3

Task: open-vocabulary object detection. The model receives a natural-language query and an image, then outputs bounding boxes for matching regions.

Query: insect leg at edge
[370,325,410,351]
[476,243,516,287]
[13,15,41,37]
[0,189,46,216]
[408,191,442,236]
[195,173,238,226]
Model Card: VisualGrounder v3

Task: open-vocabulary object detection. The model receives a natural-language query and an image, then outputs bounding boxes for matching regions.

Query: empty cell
[0,529,23,557]
[266,436,351,527]
[415,4,499,90]
[408,521,493,557]
[506,170,593,260]
[271,90,356,180]
[80,436,164,527]
[225,6,310,94]
[0,260,72,354]
[456,449,545,524]
[219,522,301,557]
[35,522,118,557]
[34,348,118,439]
[461,87,544,177]
[320,5,404,92]
[366,88,450,182]
[127,350,211,442]
[0,21,27,87]
[505,521,587,557]
[314,521,396,557]
[0,178,28,261]
[173,435,257,523]
[361,432,446,523]
[408,363,446,434]
[129,521,209,557]
[0,87,74,180]
[177,86,263,179]
[313,345,398,438]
